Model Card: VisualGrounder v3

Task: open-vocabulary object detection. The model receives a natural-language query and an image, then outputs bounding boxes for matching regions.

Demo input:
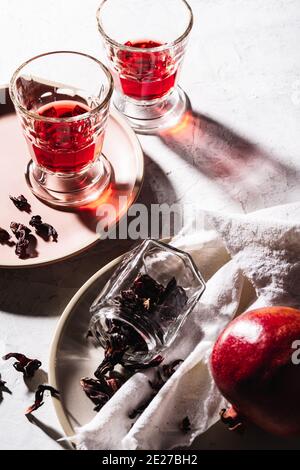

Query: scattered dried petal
[149,370,165,392]
[80,377,114,412]
[0,227,11,245]
[10,222,31,239]
[10,222,31,259]
[180,416,191,433]
[15,237,29,259]
[220,407,244,433]
[29,215,58,242]
[25,385,59,415]
[124,355,164,372]
[9,195,31,212]
[86,272,186,415]
[3,352,42,378]
[149,359,183,391]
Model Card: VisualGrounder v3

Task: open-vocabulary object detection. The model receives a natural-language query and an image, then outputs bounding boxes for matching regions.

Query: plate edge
[0,84,144,268]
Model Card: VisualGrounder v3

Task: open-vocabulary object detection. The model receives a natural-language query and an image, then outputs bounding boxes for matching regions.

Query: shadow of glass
[159,99,300,213]
[0,154,178,317]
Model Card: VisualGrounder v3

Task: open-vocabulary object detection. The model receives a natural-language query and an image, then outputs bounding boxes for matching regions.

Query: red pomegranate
[211,306,300,436]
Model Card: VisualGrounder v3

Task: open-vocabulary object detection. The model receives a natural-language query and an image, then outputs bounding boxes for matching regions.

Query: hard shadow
[24,368,49,392]
[0,238,134,317]
[26,414,73,450]
[159,98,300,213]
[0,155,177,318]
[188,419,300,450]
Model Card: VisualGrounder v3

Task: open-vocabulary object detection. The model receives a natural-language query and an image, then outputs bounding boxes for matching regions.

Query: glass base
[26,156,111,208]
[113,86,187,134]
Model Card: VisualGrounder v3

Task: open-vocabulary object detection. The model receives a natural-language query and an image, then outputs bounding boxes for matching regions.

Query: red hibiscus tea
[117,40,177,101]
[10,51,113,207]
[29,100,104,174]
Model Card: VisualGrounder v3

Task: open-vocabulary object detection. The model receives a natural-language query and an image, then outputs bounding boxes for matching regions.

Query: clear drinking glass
[96,0,193,134]
[9,51,113,207]
[89,239,205,365]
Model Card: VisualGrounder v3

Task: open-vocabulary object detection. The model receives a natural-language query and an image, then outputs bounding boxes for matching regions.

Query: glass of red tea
[96,0,193,134]
[9,51,113,207]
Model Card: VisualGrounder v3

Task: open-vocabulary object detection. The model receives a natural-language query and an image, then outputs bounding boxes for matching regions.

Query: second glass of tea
[97,0,193,134]
[10,51,113,207]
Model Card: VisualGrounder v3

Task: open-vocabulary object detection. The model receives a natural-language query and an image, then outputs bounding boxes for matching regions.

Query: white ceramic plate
[49,228,300,450]
[0,87,143,268]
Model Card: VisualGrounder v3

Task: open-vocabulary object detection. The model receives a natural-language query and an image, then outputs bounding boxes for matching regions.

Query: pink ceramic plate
[0,87,144,268]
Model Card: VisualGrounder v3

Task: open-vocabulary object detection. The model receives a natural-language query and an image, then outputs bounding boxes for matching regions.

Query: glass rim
[9,51,114,123]
[96,0,194,53]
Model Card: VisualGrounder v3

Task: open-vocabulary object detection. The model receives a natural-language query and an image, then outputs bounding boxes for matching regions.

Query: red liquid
[31,101,102,173]
[118,40,177,101]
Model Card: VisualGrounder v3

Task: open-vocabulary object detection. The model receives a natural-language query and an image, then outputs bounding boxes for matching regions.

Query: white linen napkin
[76,202,300,450]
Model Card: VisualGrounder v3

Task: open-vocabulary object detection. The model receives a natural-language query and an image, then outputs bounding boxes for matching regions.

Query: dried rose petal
[3,353,41,378]
[9,195,31,212]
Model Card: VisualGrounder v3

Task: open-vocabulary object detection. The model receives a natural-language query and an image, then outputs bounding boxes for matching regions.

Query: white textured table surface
[0,0,300,450]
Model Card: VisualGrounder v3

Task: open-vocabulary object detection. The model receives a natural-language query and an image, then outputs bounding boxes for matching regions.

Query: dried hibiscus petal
[180,416,191,433]
[149,359,183,391]
[15,237,30,259]
[80,377,111,412]
[158,277,177,303]
[29,215,58,242]
[25,385,59,415]
[220,408,244,433]
[149,370,165,392]
[10,222,31,239]
[9,195,31,212]
[132,274,164,303]
[116,289,146,316]
[10,222,32,259]
[0,227,11,245]
[124,354,164,372]
[3,352,42,378]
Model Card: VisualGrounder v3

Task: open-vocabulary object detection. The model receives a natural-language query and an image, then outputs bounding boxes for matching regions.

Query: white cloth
[76,203,300,450]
